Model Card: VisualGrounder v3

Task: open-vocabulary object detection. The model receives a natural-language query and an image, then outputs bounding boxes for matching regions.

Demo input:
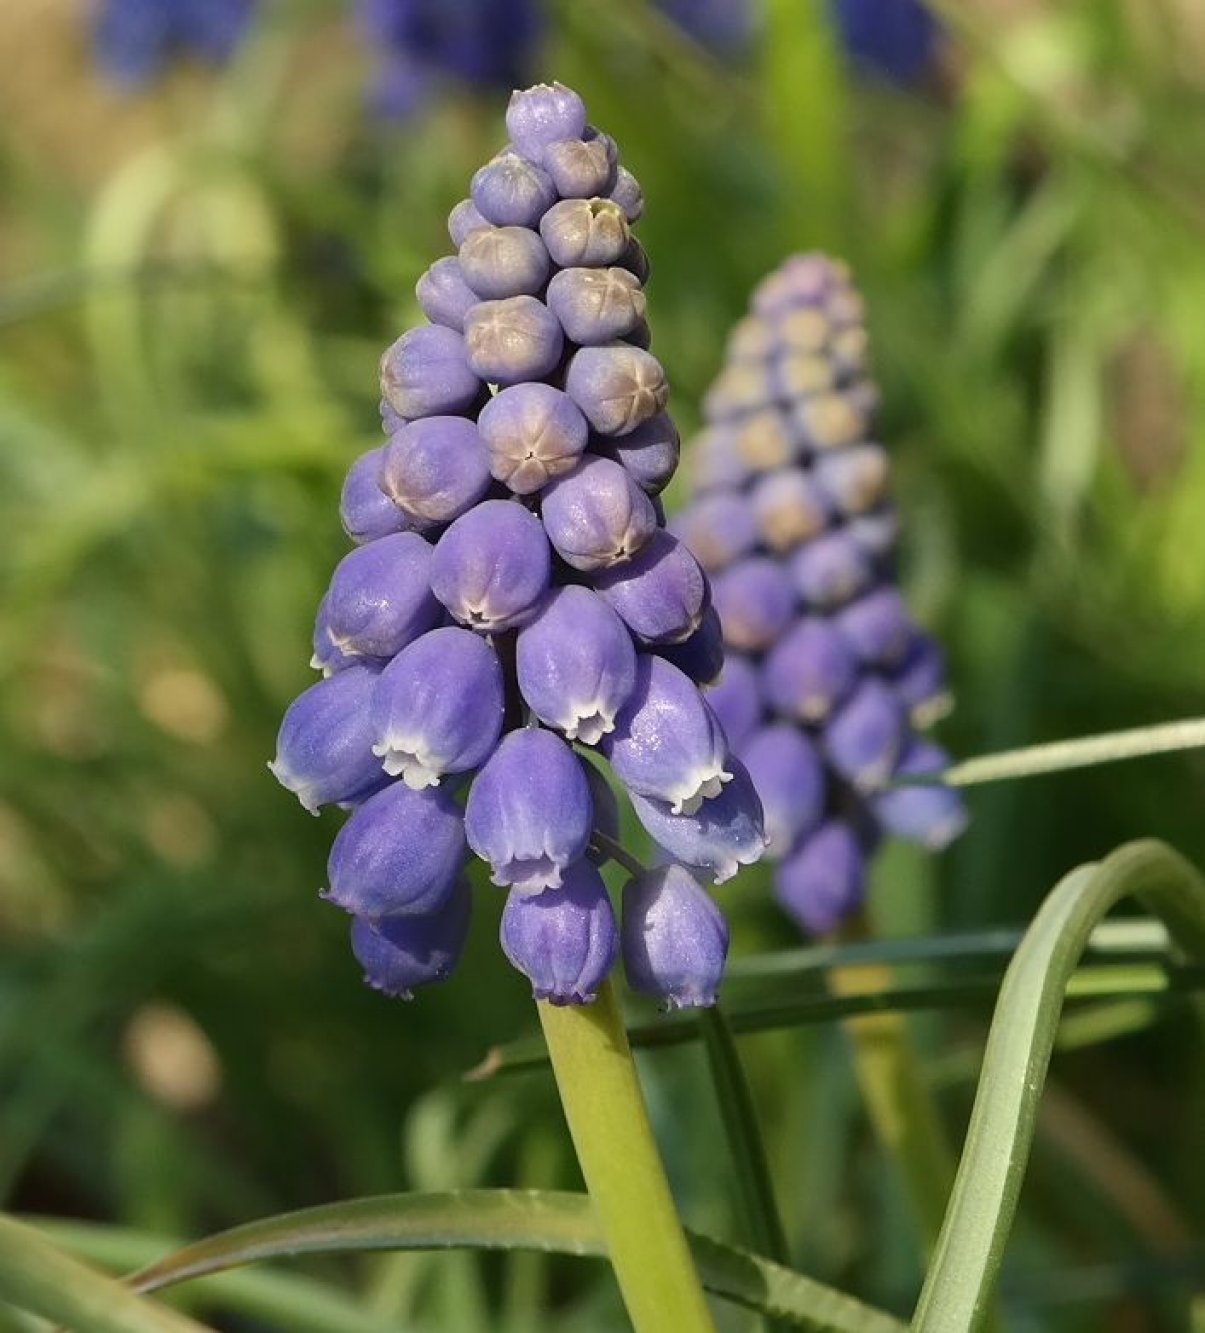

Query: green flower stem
[698,1008,790,1267]
[538,981,717,1333]
[913,840,1205,1331]
[826,932,955,1257]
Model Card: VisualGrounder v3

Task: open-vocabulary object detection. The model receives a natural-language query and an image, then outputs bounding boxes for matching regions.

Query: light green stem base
[538,980,716,1333]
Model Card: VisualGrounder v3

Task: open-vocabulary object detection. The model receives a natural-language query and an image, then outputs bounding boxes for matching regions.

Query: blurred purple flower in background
[676,253,965,935]
[92,0,255,87]
[829,0,940,86]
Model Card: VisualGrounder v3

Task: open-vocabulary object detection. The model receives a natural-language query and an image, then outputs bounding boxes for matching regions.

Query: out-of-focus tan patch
[141,791,217,868]
[138,666,229,745]
[124,1002,222,1111]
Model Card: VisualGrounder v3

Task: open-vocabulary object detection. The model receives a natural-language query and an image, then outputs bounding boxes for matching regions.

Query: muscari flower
[829,0,941,88]
[272,83,765,1007]
[676,252,965,936]
[92,0,255,88]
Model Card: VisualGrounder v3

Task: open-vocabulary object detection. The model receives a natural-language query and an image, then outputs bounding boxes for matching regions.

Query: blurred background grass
[0,1,1203,1328]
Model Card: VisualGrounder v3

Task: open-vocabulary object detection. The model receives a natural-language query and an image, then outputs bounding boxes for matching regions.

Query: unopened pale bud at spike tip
[379,325,481,420]
[705,653,763,752]
[564,343,668,436]
[593,529,708,645]
[416,256,478,332]
[621,865,729,1010]
[655,604,725,687]
[595,410,680,495]
[539,197,631,269]
[350,876,472,999]
[711,556,796,653]
[609,165,644,222]
[740,723,826,857]
[470,151,556,228]
[269,663,386,814]
[775,819,867,936]
[543,132,617,198]
[465,728,594,893]
[380,416,492,528]
[477,382,588,494]
[324,779,466,920]
[463,296,564,385]
[500,858,618,1005]
[340,446,409,546]
[324,532,441,660]
[458,225,551,300]
[505,82,588,163]
[871,739,968,850]
[546,266,646,346]
[763,617,858,723]
[430,499,551,633]
[823,678,905,792]
[447,198,489,247]
[371,627,505,789]
[540,455,657,571]
[628,757,766,885]
[516,586,637,745]
[603,655,732,815]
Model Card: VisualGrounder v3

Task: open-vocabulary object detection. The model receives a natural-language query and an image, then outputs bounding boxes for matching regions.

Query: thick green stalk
[538,980,716,1333]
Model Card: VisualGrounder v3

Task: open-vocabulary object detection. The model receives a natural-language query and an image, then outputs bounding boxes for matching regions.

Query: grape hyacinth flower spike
[271,82,765,1009]
[677,252,966,936]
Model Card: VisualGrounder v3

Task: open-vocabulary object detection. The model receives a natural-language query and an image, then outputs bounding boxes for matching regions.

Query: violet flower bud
[813,443,890,515]
[740,723,826,857]
[823,678,905,791]
[705,654,763,752]
[628,757,766,885]
[477,382,589,494]
[543,133,617,197]
[834,588,913,667]
[595,410,680,494]
[593,529,707,644]
[500,858,617,1004]
[416,256,478,332]
[464,296,564,385]
[350,876,472,998]
[516,586,637,744]
[325,532,441,660]
[269,663,385,813]
[546,266,646,346]
[763,617,858,723]
[539,198,631,269]
[380,398,406,436]
[506,81,588,163]
[750,470,830,552]
[379,325,481,420]
[466,727,594,892]
[655,604,725,686]
[470,150,556,228]
[711,557,796,653]
[447,198,489,247]
[691,425,750,493]
[672,492,758,573]
[847,506,900,559]
[430,498,551,632]
[564,344,668,436]
[324,779,466,920]
[458,225,551,300]
[774,819,866,935]
[871,739,967,850]
[340,446,408,546]
[609,165,645,221]
[890,632,953,725]
[790,528,873,609]
[621,865,729,1009]
[380,416,492,528]
[602,654,731,815]
[371,627,505,788]
[540,455,658,571]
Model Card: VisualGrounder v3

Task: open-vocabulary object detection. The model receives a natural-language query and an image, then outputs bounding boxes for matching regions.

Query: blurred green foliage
[0,1,1202,1328]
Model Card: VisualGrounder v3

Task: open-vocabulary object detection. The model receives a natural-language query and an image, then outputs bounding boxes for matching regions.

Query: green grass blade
[912,840,1205,1332]
[0,1214,208,1333]
[122,1189,905,1333]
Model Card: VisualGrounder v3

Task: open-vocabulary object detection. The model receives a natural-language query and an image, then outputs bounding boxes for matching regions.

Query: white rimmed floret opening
[265,760,321,816]
[667,764,733,818]
[372,737,442,789]
[493,854,563,895]
[562,702,616,746]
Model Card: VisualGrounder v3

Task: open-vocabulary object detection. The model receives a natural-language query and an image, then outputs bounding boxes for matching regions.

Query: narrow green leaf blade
[123,1189,905,1333]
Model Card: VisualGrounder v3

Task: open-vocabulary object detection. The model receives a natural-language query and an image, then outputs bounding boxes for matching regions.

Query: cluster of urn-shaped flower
[270,83,766,1008]
[674,253,966,935]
